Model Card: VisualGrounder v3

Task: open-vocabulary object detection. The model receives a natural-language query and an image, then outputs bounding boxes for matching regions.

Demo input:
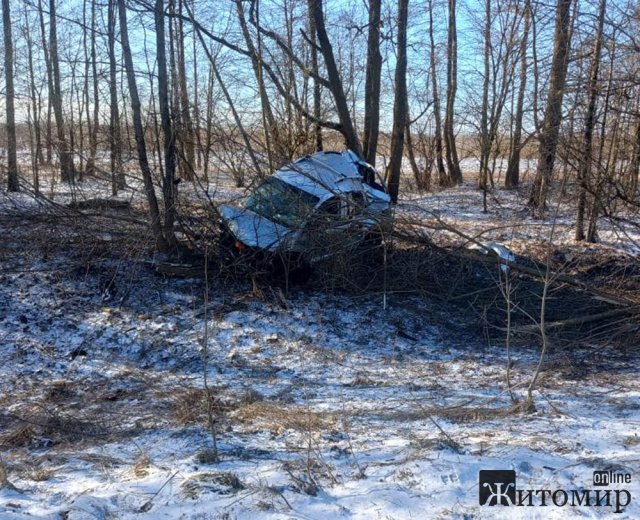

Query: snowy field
[0,177,639,519]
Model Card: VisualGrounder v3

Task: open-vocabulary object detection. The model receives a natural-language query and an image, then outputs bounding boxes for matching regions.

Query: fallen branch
[511,305,640,334]
[67,198,131,211]
[154,262,207,278]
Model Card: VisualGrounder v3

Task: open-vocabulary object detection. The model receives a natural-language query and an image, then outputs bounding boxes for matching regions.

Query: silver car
[219,150,391,275]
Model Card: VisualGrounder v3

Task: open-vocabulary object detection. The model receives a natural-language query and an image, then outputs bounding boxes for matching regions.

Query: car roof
[273,150,366,201]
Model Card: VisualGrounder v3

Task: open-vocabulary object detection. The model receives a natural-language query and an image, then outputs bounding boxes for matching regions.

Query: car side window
[348,192,365,215]
[316,194,365,224]
[317,197,341,220]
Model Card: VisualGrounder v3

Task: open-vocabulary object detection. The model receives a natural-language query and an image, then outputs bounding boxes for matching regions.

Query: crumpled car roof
[273,150,370,201]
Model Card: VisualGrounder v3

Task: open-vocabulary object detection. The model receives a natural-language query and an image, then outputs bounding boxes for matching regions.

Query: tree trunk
[505,0,530,189]
[118,0,167,250]
[478,0,491,213]
[2,0,19,191]
[108,0,125,194]
[187,1,263,179]
[575,0,605,241]
[478,0,491,196]
[307,0,323,152]
[86,0,99,177]
[362,0,382,165]
[176,0,195,180]
[386,0,409,203]
[45,102,53,165]
[309,0,362,157]
[156,0,178,249]
[37,0,53,166]
[69,54,80,178]
[587,37,616,243]
[528,0,573,216]
[192,26,202,171]
[24,13,42,191]
[81,0,90,178]
[203,64,214,183]
[236,0,282,167]
[444,0,463,184]
[428,0,448,187]
[406,119,429,191]
[49,0,76,183]
[630,111,640,196]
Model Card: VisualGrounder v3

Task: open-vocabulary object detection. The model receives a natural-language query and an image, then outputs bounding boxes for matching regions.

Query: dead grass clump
[169,386,234,426]
[195,449,218,464]
[0,459,19,491]
[78,453,123,471]
[170,387,208,425]
[19,465,56,482]
[232,402,335,434]
[347,374,385,387]
[42,411,106,441]
[378,405,514,425]
[45,380,74,401]
[282,458,336,496]
[131,454,151,478]
[239,387,265,405]
[439,406,514,423]
[181,471,244,499]
[0,425,36,448]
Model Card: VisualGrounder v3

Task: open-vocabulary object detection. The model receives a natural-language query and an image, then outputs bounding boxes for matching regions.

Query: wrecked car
[219,150,391,276]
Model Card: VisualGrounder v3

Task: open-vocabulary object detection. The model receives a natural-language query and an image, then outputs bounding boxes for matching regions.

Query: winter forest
[0,0,639,517]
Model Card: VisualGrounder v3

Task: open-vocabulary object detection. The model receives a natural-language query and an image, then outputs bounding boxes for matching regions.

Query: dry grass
[232,402,336,434]
[370,405,515,424]
[131,453,151,479]
[169,387,211,425]
[168,386,235,426]
[18,465,57,482]
[181,471,245,499]
[0,425,37,448]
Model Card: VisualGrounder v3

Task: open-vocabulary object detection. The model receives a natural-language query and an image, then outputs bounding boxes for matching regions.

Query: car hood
[220,204,294,250]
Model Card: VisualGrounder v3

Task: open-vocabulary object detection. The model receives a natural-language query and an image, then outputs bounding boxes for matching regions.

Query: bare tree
[108,0,125,194]
[309,0,362,157]
[85,0,100,177]
[586,33,617,243]
[188,1,263,182]
[386,0,409,203]
[630,111,640,196]
[156,0,178,248]
[118,0,167,249]
[505,0,531,189]
[444,0,463,184]
[528,0,573,216]
[362,0,382,165]
[2,0,19,191]
[478,0,521,206]
[478,0,491,202]
[24,9,43,192]
[575,0,606,241]
[405,111,429,191]
[49,0,76,183]
[236,0,283,167]
[307,0,323,152]
[175,0,195,179]
[428,0,448,187]
[36,0,53,166]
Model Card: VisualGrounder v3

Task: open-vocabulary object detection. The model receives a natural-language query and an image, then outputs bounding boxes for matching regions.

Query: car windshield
[244,176,319,228]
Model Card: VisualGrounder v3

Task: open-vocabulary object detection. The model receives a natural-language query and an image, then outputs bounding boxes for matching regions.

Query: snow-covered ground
[0,178,638,519]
